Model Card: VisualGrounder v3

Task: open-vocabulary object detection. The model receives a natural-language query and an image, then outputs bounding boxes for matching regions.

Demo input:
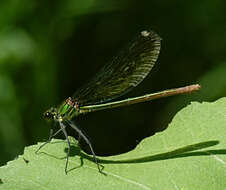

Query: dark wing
[73,30,161,106]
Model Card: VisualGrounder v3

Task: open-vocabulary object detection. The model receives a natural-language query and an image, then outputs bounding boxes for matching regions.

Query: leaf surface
[0,98,226,190]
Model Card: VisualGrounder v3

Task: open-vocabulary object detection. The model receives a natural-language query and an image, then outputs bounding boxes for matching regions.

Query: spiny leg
[35,128,53,154]
[66,120,102,173]
[36,124,65,154]
[60,122,71,174]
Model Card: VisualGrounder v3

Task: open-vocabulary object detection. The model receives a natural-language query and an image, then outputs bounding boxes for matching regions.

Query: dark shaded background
[0,0,226,165]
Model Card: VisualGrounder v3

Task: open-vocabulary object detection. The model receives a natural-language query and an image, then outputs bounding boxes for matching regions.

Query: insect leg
[66,120,102,173]
[60,122,71,174]
[36,123,65,153]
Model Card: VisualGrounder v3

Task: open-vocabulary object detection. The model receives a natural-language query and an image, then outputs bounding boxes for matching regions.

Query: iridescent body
[37,30,200,174]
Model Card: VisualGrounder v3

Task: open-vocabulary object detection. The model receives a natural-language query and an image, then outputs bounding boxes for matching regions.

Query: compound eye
[44,111,52,120]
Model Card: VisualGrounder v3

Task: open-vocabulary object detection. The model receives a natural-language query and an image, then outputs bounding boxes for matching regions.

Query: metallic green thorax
[57,101,80,120]
[43,102,81,122]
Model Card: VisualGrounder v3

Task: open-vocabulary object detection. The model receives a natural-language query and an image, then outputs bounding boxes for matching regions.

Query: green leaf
[1,98,226,190]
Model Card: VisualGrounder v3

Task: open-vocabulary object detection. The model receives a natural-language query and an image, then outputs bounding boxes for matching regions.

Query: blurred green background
[0,0,226,166]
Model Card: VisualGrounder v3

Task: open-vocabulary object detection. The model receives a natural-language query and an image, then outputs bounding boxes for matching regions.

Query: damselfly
[36,30,200,174]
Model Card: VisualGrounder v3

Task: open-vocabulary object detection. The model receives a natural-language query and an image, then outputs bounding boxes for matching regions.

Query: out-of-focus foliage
[0,0,226,165]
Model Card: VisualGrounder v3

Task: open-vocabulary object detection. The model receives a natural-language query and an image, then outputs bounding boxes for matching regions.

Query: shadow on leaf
[79,140,224,164]
[98,140,224,164]
[36,140,225,173]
